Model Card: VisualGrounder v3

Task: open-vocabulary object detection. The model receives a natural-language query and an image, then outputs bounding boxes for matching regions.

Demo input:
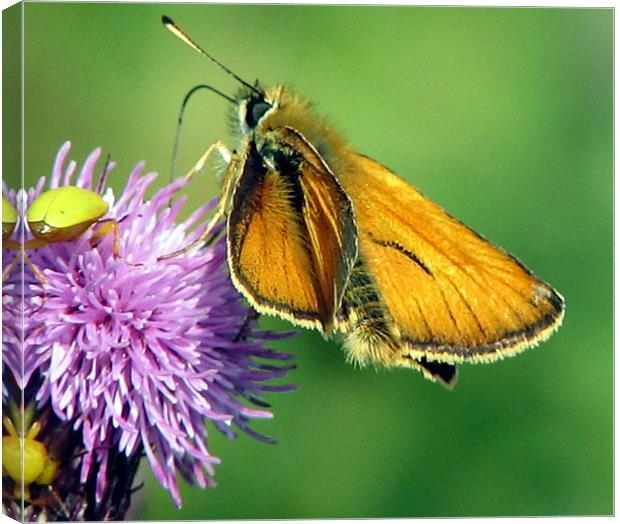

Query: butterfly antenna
[162,16,263,97]
[170,84,236,181]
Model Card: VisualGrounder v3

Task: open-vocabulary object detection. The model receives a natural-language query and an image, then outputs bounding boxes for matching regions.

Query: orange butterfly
[162,17,564,387]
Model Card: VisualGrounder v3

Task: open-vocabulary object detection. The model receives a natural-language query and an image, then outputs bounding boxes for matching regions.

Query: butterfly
[162,16,564,387]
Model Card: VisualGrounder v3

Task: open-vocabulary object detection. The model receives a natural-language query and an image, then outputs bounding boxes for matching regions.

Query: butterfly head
[234,86,326,142]
[235,85,287,136]
[233,84,350,175]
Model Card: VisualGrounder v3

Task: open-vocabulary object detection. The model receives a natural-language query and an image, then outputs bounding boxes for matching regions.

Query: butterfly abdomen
[338,257,396,366]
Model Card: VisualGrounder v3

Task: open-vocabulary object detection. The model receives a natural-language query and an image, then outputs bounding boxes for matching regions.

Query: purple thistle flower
[2,142,296,515]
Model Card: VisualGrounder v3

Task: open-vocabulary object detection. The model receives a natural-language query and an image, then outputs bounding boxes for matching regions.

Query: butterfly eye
[246,99,271,128]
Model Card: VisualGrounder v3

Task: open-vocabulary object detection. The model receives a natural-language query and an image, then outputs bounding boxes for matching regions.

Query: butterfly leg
[182,140,232,183]
[158,141,239,260]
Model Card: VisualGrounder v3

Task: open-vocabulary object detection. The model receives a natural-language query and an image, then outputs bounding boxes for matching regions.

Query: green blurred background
[6,3,612,518]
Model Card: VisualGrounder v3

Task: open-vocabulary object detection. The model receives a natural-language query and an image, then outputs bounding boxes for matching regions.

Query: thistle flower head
[2,142,295,512]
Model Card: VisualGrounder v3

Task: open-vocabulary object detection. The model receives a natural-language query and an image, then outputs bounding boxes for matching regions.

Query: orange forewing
[227,132,356,332]
[336,152,564,369]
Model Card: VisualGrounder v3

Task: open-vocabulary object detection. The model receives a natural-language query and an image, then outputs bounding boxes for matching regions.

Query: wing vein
[437,284,460,333]
[444,273,488,339]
